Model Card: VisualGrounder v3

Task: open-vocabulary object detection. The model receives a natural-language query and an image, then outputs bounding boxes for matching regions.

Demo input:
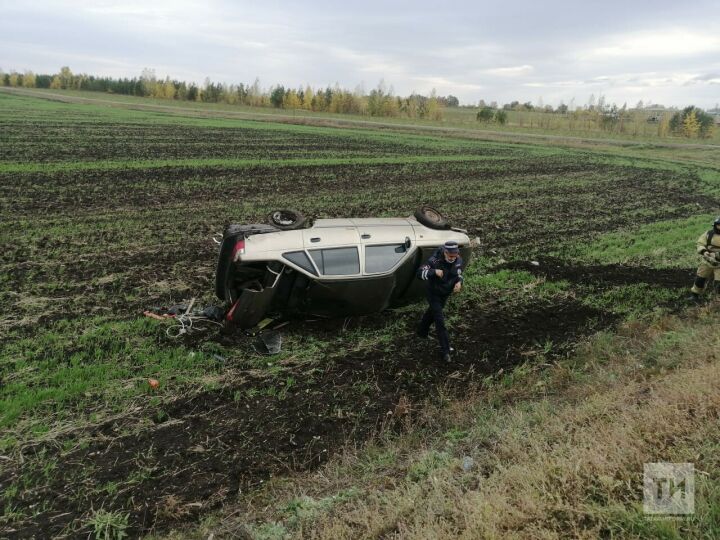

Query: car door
[357,224,418,308]
[357,225,415,275]
[301,225,368,316]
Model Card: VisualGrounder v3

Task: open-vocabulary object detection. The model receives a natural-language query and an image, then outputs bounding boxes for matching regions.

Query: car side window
[282,251,318,275]
[365,244,407,273]
[308,247,360,275]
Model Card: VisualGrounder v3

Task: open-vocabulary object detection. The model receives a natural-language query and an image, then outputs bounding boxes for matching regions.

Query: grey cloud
[693,73,720,81]
[2,0,720,107]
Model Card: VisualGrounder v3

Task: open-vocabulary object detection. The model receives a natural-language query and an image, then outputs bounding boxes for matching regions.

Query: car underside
[215,211,471,328]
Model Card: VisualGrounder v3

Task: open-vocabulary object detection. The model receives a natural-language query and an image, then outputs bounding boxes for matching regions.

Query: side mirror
[405,236,412,249]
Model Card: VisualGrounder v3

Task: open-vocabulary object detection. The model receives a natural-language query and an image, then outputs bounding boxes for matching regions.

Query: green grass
[0,153,513,174]
[210,306,720,539]
[557,214,715,268]
[0,317,225,428]
[6,87,720,145]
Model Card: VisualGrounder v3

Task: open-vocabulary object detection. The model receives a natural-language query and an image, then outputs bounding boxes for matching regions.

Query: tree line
[2,66,715,137]
[0,67,457,120]
[474,96,715,139]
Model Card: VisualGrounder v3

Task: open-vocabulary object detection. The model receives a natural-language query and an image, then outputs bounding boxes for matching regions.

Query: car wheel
[414,205,450,230]
[267,209,308,230]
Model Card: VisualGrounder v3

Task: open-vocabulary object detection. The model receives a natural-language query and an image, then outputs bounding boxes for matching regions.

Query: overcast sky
[2,0,719,107]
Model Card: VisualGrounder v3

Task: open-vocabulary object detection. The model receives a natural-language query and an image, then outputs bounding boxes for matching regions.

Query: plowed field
[1,90,718,538]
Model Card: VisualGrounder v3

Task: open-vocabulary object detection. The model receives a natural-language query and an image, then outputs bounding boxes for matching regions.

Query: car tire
[414,205,450,230]
[215,224,243,301]
[267,209,308,230]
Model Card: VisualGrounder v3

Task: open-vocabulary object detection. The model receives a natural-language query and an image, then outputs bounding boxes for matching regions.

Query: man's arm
[452,259,464,292]
[417,255,440,281]
[697,232,710,255]
[455,259,464,284]
[696,231,720,263]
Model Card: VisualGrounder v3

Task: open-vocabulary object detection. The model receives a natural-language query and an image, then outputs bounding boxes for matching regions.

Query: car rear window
[282,251,318,275]
[365,244,407,273]
[309,247,360,275]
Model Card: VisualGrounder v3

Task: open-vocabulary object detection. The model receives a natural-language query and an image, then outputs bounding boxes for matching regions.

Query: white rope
[166,314,224,338]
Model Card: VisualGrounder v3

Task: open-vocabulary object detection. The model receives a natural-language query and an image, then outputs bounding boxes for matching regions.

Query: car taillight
[231,238,245,260]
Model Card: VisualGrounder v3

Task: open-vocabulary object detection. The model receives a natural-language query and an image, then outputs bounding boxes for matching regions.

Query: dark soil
[4,291,615,538]
[497,257,693,290]
[1,108,714,537]
[0,120,513,163]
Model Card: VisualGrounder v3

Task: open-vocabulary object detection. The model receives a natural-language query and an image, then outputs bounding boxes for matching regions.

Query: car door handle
[361,234,371,239]
[310,237,321,243]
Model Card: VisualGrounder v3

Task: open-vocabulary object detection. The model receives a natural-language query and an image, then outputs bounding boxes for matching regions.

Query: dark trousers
[418,292,450,354]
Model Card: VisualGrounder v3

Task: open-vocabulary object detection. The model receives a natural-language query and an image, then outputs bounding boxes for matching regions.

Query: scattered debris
[271,321,290,331]
[143,300,227,338]
[254,331,282,355]
[246,317,276,336]
[148,378,160,389]
[462,456,474,472]
[201,305,224,322]
[167,304,189,316]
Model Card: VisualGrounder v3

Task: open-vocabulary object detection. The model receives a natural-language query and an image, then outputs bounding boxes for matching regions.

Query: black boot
[688,277,707,302]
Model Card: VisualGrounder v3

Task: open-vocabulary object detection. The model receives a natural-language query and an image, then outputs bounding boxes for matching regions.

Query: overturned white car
[215,207,471,328]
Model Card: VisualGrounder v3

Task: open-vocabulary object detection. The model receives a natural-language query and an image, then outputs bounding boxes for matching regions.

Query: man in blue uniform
[416,240,464,362]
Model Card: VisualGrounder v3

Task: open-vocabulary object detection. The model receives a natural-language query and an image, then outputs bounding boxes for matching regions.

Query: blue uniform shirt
[417,247,464,297]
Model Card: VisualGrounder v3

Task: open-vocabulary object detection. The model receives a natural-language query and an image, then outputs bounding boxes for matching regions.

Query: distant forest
[1,66,716,137]
[0,66,452,120]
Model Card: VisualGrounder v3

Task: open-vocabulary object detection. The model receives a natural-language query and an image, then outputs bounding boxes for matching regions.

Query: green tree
[270,85,285,108]
[476,107,494,122]
[494,110,508,125]
[670,106,715,138]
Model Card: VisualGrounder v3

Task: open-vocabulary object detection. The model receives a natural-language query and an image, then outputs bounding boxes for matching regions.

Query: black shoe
[442,352,452,363]
[416,329,429,339]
